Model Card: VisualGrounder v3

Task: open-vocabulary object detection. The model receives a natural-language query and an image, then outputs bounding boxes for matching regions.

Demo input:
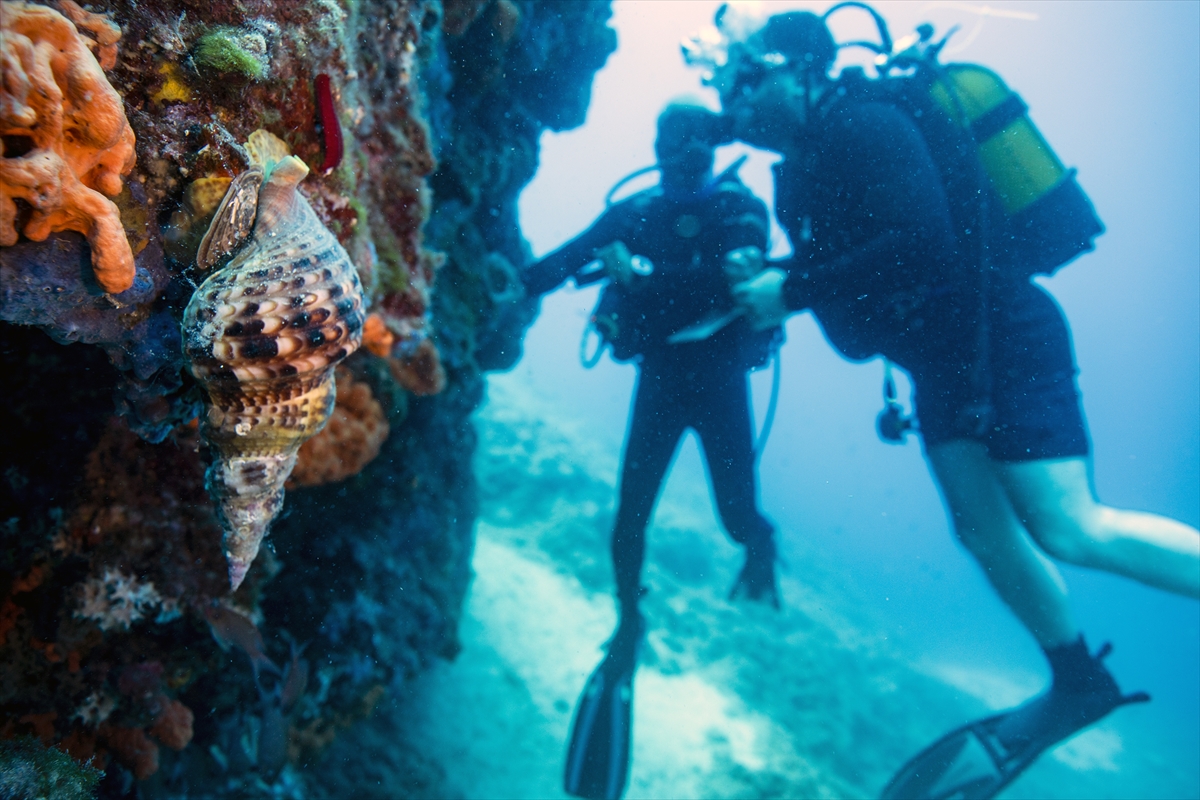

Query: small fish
[204,605,279,677]
[279,645,309,712]
[254,639,306,775]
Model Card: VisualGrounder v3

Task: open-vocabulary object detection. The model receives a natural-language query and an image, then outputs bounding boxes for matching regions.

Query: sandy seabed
[328,372,1198,800]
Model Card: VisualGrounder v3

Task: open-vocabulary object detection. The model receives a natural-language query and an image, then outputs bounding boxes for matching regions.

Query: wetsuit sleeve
[522,207,626,297]
[778,103,956,310]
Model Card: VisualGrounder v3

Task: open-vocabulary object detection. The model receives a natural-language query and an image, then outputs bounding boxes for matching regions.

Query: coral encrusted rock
[0,1,616,795]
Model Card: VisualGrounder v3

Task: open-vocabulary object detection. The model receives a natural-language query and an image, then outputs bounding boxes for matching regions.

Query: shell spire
[182,131,365,590]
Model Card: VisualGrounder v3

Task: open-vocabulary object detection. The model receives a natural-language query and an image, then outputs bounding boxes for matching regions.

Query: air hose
[754,351,782,460]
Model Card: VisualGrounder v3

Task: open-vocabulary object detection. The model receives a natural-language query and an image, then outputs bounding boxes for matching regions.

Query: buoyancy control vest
[580,163,779,371]
[826,14,1104,278]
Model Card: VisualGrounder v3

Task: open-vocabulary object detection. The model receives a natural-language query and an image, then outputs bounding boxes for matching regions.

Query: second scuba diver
[523,100,782,799]
[704,8,1200,799]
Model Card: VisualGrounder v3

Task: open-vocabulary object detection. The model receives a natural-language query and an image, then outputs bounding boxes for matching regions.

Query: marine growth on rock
[389,338,447,397]
[182,131,366,590]
[0,0,137,294]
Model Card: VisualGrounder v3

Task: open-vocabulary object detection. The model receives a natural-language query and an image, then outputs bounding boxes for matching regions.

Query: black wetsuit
[524,177,778,610]
[775,98,1088,460]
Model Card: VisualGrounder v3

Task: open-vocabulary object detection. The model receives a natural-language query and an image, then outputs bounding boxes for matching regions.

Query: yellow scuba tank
[928,63,1104,274]
[931,65,1063,215]
[822,3,1105,276]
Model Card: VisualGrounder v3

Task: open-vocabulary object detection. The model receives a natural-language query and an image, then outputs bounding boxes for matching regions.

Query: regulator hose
[755,351,782,460]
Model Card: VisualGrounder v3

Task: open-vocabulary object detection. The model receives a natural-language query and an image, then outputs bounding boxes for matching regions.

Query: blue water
[509,0,1199,795]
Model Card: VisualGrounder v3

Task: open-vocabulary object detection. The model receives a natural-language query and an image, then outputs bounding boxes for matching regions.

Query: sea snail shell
[182,137,365,590]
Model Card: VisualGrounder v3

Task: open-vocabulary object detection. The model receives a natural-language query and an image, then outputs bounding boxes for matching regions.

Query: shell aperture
[182,147,365,590]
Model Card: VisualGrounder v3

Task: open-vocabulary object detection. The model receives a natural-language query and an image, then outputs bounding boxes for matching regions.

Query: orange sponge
[0,1,137,293]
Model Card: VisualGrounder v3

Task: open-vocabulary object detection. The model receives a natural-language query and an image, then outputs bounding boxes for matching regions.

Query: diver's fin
[564,615,643,800]
[880,643,1149,800]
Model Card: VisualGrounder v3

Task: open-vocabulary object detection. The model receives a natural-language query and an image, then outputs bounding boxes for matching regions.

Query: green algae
[193,26,269,81]
[0,737,103,800]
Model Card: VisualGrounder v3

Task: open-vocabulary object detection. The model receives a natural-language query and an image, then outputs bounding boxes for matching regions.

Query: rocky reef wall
[0,1,615,795]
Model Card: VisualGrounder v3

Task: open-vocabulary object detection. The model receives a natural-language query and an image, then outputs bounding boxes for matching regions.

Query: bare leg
[997,457,1200,598]
[926,440,1079,648]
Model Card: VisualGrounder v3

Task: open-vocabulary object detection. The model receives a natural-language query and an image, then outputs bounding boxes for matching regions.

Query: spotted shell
[182,153,365,590]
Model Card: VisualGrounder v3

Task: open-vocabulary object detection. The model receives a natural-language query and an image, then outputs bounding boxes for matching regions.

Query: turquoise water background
[484,1,1199,796]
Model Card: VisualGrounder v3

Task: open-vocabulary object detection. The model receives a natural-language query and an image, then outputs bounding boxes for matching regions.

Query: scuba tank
[928,64,1104,274]
[824,2,1104,277]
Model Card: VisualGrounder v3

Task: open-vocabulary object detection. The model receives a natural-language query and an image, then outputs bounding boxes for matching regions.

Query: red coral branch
[315,74,343,174]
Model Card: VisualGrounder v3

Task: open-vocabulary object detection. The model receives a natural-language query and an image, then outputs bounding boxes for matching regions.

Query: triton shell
[182,136,365,590]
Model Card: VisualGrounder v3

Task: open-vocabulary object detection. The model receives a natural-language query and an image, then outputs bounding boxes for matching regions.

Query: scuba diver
[522,100,781,799]
[688,6,1200,799]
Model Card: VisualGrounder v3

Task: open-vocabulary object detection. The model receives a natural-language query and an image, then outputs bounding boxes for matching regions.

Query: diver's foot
[729,547,780,609]
[995,639,1149,751]
[604,609,645,669]
[880,640,1148,800]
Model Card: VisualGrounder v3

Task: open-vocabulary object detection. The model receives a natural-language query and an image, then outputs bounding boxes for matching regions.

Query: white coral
[74,568,168,631]
[77,577,109,622]
[73,692,115,726]
[106,601,139,629]
[111,573,161,611]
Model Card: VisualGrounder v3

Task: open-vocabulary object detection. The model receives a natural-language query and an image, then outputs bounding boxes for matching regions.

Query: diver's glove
[729,538,781,610]
[732,267,789,331]
[594,240,635,287]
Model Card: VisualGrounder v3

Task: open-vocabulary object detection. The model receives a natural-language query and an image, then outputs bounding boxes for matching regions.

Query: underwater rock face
[0,229,194,443]
[1,0,614,794]
[429,0,616,372]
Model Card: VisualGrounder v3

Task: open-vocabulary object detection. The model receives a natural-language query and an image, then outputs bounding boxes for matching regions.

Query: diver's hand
[723,246,764,284]
[733,267,789,330]
[595,241,634,287]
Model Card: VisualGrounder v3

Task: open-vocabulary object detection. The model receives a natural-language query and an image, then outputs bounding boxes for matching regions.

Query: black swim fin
[563,614,643,800]
[880,642,1149,800]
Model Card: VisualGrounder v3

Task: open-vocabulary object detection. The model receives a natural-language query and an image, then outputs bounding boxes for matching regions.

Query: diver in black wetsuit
[709,9,1200,799]
[525,101,781,800]
[525,102,780,617]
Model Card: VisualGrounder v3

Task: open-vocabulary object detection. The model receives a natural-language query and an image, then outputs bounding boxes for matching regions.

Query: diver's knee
[1027,514,1107,566]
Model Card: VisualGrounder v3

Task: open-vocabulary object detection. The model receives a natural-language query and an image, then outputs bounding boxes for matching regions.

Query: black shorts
[906,279,1090,462]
